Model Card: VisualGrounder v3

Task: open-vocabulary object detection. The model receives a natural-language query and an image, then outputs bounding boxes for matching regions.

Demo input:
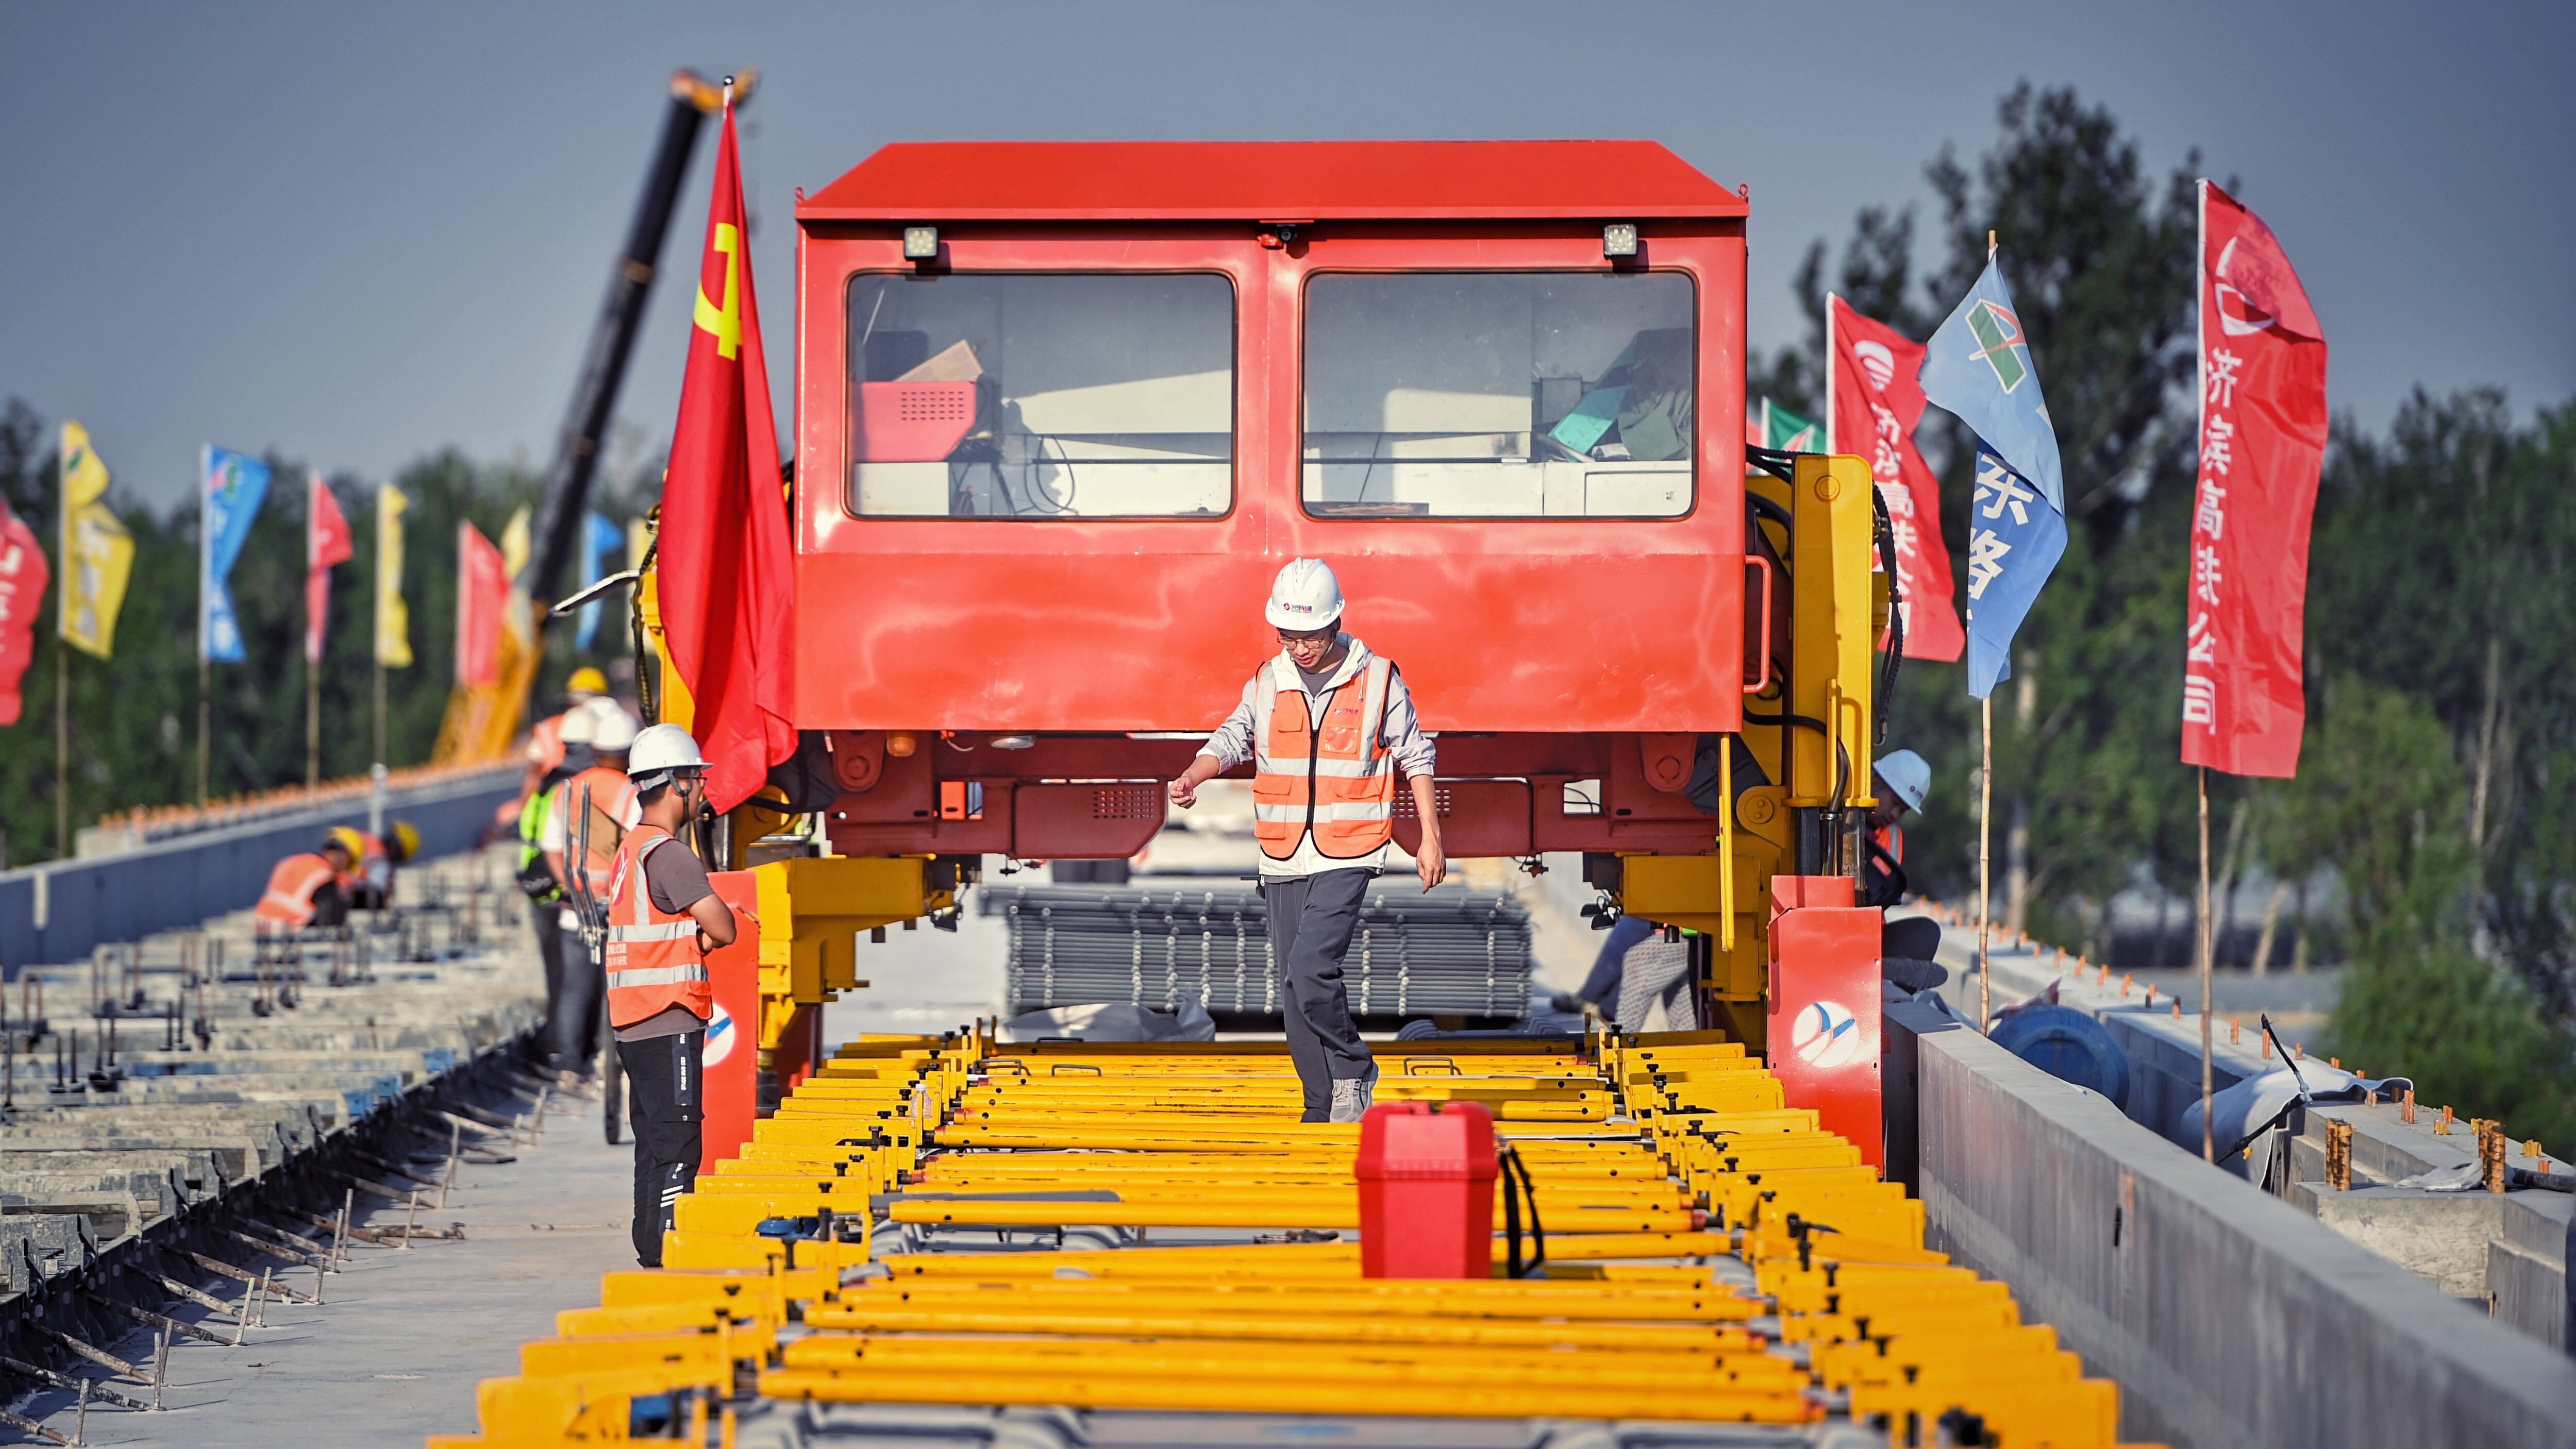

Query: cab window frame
[1297,266,1700,523]
[841,267,1242,523]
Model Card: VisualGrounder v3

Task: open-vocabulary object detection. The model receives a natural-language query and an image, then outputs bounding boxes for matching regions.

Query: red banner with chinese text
[0,496,48,725]
[455,521,509,688]
[2181,182,2329,778]
[1829,296,1964,662]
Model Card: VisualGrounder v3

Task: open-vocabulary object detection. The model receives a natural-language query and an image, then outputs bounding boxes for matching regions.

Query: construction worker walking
[1168,558,1445,1123]
[603,723,734,1268]
[542,703,641,1084]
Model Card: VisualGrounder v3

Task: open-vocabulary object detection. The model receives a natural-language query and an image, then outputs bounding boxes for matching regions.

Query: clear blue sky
[4,1,2568,506]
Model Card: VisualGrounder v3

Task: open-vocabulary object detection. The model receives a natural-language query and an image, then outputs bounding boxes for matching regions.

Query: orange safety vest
[1251,652,1398,862]
[257,853,339,929]
[603,824,713,1028]
[553,766,637,899]
[528,712,568,775]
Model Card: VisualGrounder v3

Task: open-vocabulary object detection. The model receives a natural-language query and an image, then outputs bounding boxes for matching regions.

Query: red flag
[306,473,353,666]
[456,521,509,687]
[0,495,48,726]
[2181,182,2328,778]
[659,96,795,813]
[1828,296,1964,662]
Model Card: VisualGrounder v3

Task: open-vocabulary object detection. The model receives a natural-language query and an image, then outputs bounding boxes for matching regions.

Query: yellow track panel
[442,1027,2157,1449]
[757,1368,1819,1424]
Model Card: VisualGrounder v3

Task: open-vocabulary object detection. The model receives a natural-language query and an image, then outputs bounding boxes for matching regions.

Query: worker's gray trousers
[550,918,604,1075]
[1265,868,1378,1121]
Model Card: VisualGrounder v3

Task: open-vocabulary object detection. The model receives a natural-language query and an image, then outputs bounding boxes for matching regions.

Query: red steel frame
[790,145,1750,862]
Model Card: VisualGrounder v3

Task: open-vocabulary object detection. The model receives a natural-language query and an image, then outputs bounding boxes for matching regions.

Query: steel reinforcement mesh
[979,883,1533,1019]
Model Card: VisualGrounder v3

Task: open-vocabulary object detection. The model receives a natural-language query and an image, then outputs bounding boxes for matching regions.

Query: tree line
[4,82,2568,1140]
[1754,83,2576,1141]
[0,407,646,868]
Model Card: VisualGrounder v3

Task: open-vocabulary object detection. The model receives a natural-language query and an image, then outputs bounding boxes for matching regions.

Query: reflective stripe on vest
[1251,653,1396,861]
[601,827,713,1029]
[256,854,337,928]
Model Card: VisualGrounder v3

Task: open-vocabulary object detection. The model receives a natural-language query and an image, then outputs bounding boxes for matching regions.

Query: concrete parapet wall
[1885,993,2576,1449]
[0,766,518,973]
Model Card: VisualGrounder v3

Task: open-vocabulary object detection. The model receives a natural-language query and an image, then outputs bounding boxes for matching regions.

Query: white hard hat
[557,703,598,746]
[1266,558,1345,631]
[628,723,710,789]
[1875,749,1931,813]
[589,704,640,753]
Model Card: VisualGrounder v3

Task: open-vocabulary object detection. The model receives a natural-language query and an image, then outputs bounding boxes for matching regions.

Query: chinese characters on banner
[1827,296,1965,662]
[2181,182,2329,777]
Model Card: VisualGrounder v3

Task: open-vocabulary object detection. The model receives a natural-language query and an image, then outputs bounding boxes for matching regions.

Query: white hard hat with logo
[1875,748,1931,813]
[1266,558,1345,631]
[590,705,640,753]
[628,723,711,790]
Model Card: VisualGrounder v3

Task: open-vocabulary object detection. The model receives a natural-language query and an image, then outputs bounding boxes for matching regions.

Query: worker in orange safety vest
[256,836,356,932]
[495,666,611,830]
[601,722,734,1267]
[1167,558,1445,1124]
[538,704,641,1084]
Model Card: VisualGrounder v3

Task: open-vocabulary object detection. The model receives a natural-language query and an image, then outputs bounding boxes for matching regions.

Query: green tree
[0,397,566,867]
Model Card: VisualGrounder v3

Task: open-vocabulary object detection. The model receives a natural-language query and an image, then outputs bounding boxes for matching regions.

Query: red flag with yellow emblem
[658,94,795,813]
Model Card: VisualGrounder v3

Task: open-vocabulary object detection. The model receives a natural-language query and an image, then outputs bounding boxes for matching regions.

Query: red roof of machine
[798,140,1746,222]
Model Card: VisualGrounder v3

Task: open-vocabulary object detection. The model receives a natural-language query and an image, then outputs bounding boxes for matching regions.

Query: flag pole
[2197,764,2216,1160]
[306,654,321,789]
[54,645,68,858]
[197,446,211,806]
[1977,693,1993,1033]
[1972,229,1999,1036]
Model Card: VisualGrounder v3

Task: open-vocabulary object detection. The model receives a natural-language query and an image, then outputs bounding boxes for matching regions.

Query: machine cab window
[846,272,1235,518]
[1302,271,1694,518]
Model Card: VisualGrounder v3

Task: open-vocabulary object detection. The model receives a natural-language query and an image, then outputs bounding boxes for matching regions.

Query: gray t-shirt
[612,838,717,1042]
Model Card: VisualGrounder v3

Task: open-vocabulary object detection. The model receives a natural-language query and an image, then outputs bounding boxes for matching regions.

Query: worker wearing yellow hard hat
[334,820,418,911]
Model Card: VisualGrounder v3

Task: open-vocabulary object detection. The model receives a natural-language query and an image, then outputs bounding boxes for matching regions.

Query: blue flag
[1960,444,2067,698]
[199,445,272,663]
[1921,258,2065,513]
[1921,257,2069,698]
[575,511,622,650]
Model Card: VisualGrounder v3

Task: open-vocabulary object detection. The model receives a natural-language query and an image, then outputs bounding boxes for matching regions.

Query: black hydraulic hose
[1870,484,1903,746]
[630,535,660,724]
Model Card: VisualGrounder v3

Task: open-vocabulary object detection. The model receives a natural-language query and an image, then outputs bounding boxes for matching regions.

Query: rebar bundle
[979,883,1532,1020]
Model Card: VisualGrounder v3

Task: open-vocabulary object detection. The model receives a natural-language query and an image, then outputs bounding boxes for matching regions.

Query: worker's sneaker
[1327,1065,1378,1124]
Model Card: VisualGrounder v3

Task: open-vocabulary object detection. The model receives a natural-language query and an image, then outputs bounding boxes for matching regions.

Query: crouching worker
[258,835,354,934]
[1167,558,1445,1124]
[1863,748,1946,990]
[604,723,734,1267]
